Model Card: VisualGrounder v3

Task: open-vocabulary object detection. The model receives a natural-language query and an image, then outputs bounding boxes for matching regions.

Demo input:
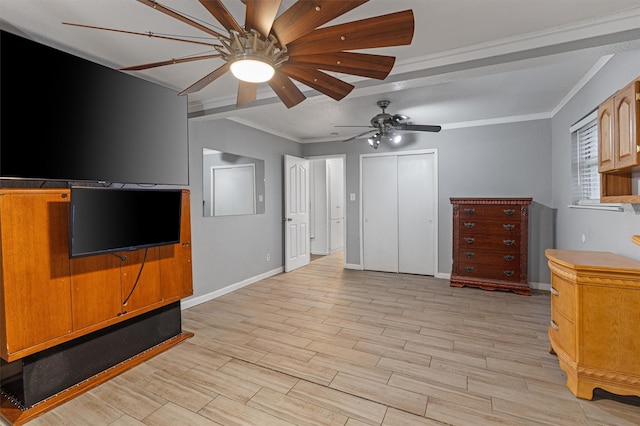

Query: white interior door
[398,154,437,275]
[284,155,310,272]
[362,156,399,273]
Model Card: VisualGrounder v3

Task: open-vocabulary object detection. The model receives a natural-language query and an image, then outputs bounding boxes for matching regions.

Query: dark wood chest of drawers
[450,197,532,295]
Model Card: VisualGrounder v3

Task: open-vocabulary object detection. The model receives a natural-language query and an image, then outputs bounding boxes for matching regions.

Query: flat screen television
[69,187,182,258]
[0,29,189,185]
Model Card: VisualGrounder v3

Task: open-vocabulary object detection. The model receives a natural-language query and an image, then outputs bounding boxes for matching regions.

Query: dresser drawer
[458,220,521,235]
[457,250,519,266]
[458,234,521,250]
[549,310,575,359]
[457,204,522,219]
[550,273,575,321]
[456,262,521,282]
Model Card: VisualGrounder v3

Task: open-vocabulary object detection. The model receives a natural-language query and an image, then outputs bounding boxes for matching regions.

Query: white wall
[185,119,301,304]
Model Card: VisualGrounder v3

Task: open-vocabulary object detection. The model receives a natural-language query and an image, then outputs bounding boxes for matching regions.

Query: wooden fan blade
[136,0,227,39]
[272,0,368,46]
[199,0,243,33]
[343,129,376,142]
[62,22,219,48]
[267,72,306,109]
[395,123,442,132]
[120,54,220,71]
[245,0,282,38]
[287,52,395,80]
[178,62,230,95]
[279,65,353,101]
[286,10,414,56]
[237,81,257,107]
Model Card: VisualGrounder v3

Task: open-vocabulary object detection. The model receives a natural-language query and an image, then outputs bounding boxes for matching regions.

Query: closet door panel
[362,156,398,273]
[398,153,436,275]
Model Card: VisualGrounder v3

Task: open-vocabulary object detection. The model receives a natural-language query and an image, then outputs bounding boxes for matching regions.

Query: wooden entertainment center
[0,188,194,425]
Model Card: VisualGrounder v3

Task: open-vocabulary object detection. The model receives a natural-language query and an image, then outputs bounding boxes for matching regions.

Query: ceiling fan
[339,100,441,149]
[64,0,415,109]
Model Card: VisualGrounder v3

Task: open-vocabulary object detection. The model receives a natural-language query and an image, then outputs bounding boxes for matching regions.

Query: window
[569,110,622,211]
[571,111,600,204]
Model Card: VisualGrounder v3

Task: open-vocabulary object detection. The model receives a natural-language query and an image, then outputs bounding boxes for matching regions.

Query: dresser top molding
[450,197,532,205]
[546,249,640,286]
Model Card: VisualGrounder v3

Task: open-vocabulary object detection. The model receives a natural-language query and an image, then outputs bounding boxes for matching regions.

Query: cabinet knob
[503,239,515,246]
[464,222,475,228]
[503,224,515,230]
[503,255,515,261]
[503,209,515,215]
[464,237,475,244]
[550,320,559,331]
[465,266,474,273]
[464,252,475,258]
[464,208,475,214]
[503,270,514,277]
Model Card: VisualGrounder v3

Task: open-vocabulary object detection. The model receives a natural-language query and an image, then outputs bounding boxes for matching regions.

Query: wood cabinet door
[70,254,122,330]
[613,81,639,169]
[121,247,162,314]
[598,97,614,172]
[160,190,193,300]
[0,190,72,358]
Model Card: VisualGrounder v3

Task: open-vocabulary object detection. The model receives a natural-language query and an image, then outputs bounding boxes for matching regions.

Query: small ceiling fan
[338,100,441,149]
[64,0,416,109]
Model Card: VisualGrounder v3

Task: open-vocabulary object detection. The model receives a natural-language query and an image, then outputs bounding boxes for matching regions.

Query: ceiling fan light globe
[230,58,275,83]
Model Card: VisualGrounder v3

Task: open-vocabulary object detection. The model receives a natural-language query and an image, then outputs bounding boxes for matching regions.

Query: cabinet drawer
[457,205,522,219]
[458,220,521,235]
[550,273,575,320]
[458,234,521,250]
[457,250,519,266]
[457,262,521,282]
[549,311,575,359]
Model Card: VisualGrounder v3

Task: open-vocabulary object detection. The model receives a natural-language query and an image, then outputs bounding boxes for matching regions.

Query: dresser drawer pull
[550,287,559,296]
[503,224,515,230]
[464,237,475,244]
[464,222,475,228]
[464,252,475,258]
[550,320,559,331]
[503,239,515,246]
[503,270,514,277]
[465,266,474,273]
[464,208,475,214]
[504,255,515,261]
[503,209,515,215]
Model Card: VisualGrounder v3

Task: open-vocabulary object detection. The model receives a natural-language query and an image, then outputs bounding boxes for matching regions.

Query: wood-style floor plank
[19,251,640,425]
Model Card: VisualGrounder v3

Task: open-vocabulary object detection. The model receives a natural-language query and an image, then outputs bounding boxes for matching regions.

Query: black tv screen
[69,187,182,258]
[0,30,189,185]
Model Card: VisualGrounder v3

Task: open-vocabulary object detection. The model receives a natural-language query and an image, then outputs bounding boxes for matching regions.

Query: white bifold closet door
[362,152,436,275]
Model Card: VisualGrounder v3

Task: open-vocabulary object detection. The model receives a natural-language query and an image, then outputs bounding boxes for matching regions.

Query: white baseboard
[344,263,362,270]
[180,267,283,310]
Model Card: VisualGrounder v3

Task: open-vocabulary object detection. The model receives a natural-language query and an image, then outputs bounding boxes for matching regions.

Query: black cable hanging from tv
[122,248,148,308]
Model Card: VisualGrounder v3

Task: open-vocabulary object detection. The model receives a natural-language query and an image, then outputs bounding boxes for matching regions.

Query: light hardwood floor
[20,252,640,425]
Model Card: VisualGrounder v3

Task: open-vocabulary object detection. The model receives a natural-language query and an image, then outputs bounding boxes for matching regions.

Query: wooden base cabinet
[450,198,532,295]
[0,188,193,362]
[546,249,640,399]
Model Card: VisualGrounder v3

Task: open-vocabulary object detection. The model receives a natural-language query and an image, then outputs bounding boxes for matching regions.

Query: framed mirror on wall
[202,149,265,217]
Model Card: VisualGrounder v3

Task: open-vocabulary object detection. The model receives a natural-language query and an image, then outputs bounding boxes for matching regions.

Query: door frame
[306,154,347,268]
[359,149,439,274]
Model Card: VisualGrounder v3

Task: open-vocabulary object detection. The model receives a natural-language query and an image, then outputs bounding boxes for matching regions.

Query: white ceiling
[2,0,640,143]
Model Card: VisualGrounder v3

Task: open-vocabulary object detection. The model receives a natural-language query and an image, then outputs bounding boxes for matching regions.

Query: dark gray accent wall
[188,119,302,298]
[551,50,640,259]
[302,120,554,285]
